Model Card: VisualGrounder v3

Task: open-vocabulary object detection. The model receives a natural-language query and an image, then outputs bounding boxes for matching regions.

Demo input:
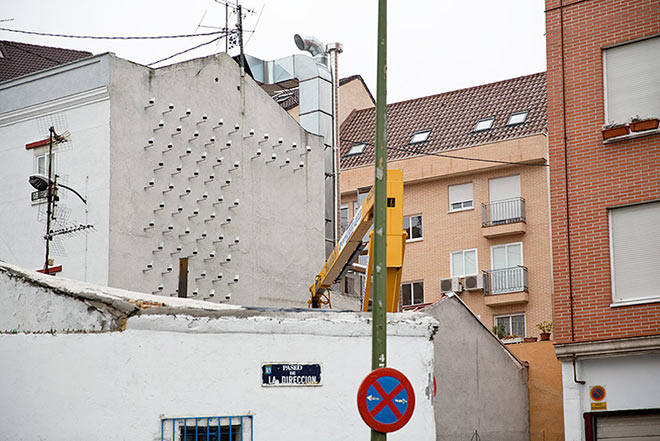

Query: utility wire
[340,137,549,167]
[0,27,230,40]
[147,32,232,66]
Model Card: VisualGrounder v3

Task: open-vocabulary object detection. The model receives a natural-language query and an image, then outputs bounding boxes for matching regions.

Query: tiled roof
[0,40,92,83]
[340,72,547,169]
[266,75,374,111]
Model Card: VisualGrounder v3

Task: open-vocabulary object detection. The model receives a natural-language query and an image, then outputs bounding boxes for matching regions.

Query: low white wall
[0,311,436,441]
[561,353,660,441]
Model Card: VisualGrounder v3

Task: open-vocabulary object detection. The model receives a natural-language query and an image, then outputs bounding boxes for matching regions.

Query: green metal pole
[372,0,387,439]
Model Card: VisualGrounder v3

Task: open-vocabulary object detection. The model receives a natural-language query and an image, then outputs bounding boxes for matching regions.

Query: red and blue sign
[590,385,606,402]
[357,367,415,433]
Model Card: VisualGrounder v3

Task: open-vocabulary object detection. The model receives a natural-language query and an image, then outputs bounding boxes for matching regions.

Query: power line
[147,33,232,66]
[0,27,230,40]
[340,137,549,167]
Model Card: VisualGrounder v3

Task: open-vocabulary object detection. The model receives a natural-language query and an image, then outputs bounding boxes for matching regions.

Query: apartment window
[401,281,424,306]
[604,35,660,124]
[451,249,478,277]
[473,117,495,132]
[347,143,366,156]
[491,242,522,269]
[35,151,56,176]
[494,313,525,338]
[409,130,431,144]
[340,204,349,235]
[403,214,423,241]
[609,201,660,304]
[161,415,252,441]
[506,111,528,125]
[449,182,473,211]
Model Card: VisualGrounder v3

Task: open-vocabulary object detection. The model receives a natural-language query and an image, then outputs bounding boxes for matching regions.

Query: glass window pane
[451,202,462,211]
[492,246,506,269]
[37,155,46,175]
[340,206,348,235]
[507,244,522,267]
[401,284,412,306]
[507,111,528,125]
[511,315,525,337]
[463,200,473,208]
[410,130,431,144]
[451,252,463,277]
[495,317,511,336]
[403,216,410,237]
[410,215,422,239]
[413,282,424,304]
[474,118,494,132]
[464,250,477,275]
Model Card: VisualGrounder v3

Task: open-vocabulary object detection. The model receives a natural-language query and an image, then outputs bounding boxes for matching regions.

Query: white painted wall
[0,314,436,441]
[561,353,660,441]
[0,73,111,285]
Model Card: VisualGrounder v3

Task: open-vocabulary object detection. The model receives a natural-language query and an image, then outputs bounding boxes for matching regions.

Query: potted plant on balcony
[492,324,506,340]
[629,115,660,133]
[602,122,629,140]
[523,336,538,343]
[536,321,553,341]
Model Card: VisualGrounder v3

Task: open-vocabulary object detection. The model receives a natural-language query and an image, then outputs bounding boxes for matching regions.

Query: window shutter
[610,202,660,302]
[605,36,660,123]
[449,182,473,204]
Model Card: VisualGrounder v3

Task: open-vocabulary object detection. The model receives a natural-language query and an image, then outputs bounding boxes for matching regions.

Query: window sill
[603,128,660,144]
[610,296,660,308]
[448,207,474,214]
[406,237,423,244]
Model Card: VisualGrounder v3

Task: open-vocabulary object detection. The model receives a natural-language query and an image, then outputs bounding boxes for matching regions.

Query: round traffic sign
[357,367,416,433]
[590,385,606,402]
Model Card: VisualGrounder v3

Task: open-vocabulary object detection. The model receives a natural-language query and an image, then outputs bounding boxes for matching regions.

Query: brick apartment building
[338,73,555,339]
[545,0,660,438]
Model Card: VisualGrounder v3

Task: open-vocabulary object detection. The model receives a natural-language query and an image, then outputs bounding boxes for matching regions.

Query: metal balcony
[483,266,529,295]
[482,197,526,227]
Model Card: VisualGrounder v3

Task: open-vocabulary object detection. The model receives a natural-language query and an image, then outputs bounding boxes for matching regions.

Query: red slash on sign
[357,367,415,433]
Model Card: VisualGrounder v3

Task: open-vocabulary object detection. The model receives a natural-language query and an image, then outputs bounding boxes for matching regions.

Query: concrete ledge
[484,291,529,306]
[554,335,660,360]
[482,221,526,238]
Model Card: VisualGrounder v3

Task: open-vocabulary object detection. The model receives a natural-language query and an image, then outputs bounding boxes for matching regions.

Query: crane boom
[309,170,406,310]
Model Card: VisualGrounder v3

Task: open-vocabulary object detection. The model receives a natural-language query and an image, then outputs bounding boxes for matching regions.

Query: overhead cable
[0,27,230,40]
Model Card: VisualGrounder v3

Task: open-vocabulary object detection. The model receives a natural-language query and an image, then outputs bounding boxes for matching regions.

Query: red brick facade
[545,0,660,344]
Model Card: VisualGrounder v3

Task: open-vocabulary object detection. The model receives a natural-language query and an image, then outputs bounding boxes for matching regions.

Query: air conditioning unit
[440,277,462,293]
[464,274,484,291]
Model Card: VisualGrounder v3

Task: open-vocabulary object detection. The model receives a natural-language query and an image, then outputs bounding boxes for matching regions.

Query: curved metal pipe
[294,34,326,58]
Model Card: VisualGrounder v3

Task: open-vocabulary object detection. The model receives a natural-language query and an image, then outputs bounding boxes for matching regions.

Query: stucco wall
[105,54,326,308]
[0,263,437,441]
[561,353,660,441]
[0,56,112,284]
[509,341,565,441]
[425,296,529,441]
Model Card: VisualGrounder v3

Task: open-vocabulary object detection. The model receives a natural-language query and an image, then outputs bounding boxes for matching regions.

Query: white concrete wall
[561,353,660,441]
[0,58,111,284]
[105,54,327,308]
[0,264,437,441]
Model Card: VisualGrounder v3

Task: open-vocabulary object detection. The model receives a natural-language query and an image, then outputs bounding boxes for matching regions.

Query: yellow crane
[309,169,407,312]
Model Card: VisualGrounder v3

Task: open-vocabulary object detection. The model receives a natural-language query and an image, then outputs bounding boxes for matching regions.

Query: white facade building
[0,52,335,308]
[0,261,437,441]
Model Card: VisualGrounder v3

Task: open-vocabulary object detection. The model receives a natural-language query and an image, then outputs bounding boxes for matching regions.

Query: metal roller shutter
[597,413,660,441]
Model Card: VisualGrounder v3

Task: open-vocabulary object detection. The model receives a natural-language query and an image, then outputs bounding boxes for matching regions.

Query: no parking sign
[357,367,416,433]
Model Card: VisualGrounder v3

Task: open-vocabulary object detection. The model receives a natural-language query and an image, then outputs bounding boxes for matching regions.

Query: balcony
[481,198,526,238]
[483,266,529,306]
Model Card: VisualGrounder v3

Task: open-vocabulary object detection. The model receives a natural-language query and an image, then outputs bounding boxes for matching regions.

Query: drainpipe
[327,42,343,244]
[244,36,335,257]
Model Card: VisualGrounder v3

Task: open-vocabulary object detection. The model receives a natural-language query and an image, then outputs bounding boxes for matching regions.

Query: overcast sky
[1,0,546,103]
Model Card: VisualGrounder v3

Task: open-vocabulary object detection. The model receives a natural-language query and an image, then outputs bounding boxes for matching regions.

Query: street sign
[262,363,321,387]
[590,385,607,410]
[357,367,415,433]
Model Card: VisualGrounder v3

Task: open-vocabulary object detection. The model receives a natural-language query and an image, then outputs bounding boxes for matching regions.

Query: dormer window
[507,111,528,125]
[473,117,495,132]
[409,130,431,144]
[347,143,366,156]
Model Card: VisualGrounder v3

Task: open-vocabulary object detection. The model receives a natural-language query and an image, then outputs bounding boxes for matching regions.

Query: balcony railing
[483,266,529,295]
[482,197,526,227]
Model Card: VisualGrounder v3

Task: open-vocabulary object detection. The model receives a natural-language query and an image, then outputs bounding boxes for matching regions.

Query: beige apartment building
[339,72,553,339]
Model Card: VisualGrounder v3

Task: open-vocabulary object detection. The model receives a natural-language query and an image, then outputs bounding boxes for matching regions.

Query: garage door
[597,413,660,441]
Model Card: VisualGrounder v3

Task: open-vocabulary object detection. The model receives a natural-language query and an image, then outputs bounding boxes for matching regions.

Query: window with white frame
[347,143,366,156]
[35,151,56,176]
[507,111,528,125]
[409,130,431,144]
[401,281,424,306]
[161,415,253,441]
[494,313,525,338]
[473,117,495,132]
[450,249,478,277]
[449,182,473,212]
[340,204,349,235]
[403,214,423,241]
[603,35,660,124]
[609,201,660,304]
